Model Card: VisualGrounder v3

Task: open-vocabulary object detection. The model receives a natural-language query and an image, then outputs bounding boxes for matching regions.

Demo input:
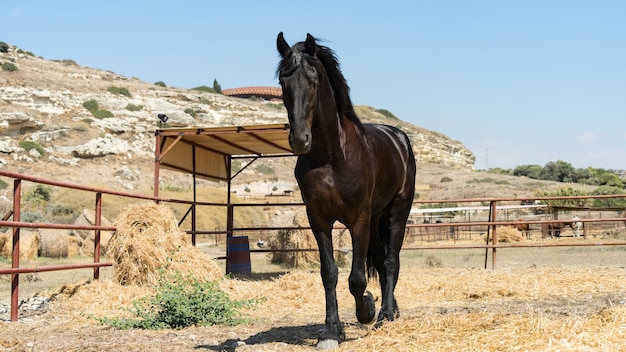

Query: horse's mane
[277,36,362,127]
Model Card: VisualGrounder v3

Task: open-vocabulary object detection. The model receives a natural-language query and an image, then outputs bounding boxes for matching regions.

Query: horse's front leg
[348,220,376,325]
[312,225,345,348]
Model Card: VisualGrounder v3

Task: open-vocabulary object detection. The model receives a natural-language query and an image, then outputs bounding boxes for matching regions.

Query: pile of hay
[267,213,351,268]
[39,229,80,258]
[0,230,40,260]
[107,203,222,287]
[475,226,525,243]
[70,209,114,256]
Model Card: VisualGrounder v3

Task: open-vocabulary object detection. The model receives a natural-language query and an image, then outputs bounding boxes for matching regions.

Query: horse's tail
[365,215,389,279]
[366,250,377,279]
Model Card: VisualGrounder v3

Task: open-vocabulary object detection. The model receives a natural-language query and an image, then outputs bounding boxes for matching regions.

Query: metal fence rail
[2,168,626,323]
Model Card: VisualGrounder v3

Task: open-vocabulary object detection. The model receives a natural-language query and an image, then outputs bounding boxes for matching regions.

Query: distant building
[222,86,282,101]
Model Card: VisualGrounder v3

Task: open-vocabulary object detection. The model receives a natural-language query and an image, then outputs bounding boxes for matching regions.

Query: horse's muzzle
[289,131,311,154]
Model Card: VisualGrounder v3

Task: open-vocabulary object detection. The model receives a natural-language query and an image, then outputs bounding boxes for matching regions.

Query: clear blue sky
[3,1,625,170]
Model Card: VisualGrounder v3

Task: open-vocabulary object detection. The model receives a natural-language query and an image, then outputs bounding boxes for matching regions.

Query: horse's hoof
[316,339,339,350]
[356,291,376,324]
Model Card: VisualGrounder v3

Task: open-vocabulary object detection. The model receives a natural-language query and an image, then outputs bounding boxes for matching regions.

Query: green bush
[1,62,18,72]
[255,164,275,175]
[440,176,453,183]
[535,187,591,208]
[83,99,99,112]
[21,212,47,223]
[91,109,114,119]
[191,86,215,93]
[184,108,196,118]
[83,99,114,119]
[97,271,261,329]
[376,108,398,120]
[154,81,167,87]
[107,86,132,97]
[0,42,8,53]
[25,185,52,204]
[125,104,143,112]
[16,49,34,57]
[0,179,8,190]
[18,140,45,156]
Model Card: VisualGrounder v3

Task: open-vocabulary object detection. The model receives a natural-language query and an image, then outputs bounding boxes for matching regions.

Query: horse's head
[276,32,320,154]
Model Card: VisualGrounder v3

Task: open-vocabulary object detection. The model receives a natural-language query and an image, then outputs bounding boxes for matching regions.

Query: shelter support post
[10,179,21,322]
[490,201,497,269]
[93,192,102,280]
[154,132,161,198]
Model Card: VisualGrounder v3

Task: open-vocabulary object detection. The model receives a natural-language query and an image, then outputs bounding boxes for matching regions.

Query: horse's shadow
[195,323,361,351]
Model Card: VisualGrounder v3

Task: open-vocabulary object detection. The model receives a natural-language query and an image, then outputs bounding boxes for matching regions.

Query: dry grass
[107,202,222,286]
[3,259,626,350]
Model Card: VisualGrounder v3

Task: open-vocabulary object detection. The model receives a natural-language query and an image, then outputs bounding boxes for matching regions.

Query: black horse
[276,33,416,348]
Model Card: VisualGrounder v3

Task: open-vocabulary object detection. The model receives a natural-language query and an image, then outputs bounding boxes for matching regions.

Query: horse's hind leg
[348,217,376,325]
[375,202,410,325]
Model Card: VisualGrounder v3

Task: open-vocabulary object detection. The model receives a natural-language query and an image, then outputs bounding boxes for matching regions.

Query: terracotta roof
[222,86,282,100]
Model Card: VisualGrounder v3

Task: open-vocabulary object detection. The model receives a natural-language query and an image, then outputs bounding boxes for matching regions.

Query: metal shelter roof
[155,124,293,182]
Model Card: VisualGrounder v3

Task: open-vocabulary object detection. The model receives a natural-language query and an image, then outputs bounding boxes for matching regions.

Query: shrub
[16,49,34,57]
[535,187,590,208]
[1,62,18,72]
[107,86,132,97]
[0,179,8,190]
[21,212,47,223]
[376,108,398,120]
[83,99,99,112]
[255,164,275,175]
[440,176,453,183]
[184,108,196,118]
[25,185,52,204]
[154,81,166,87]
[125,104,143,112]
[0,42,8,53]
[18,140,45,156]
[90,109,114,119]
[97,271,261,329]
[191,85,215,93]
[83,99,114,119]
[266,103,284,110]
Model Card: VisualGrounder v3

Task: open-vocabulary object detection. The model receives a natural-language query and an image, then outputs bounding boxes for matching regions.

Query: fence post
[10,179,22,322]
[490,200,497,270]
[93,192,102,280]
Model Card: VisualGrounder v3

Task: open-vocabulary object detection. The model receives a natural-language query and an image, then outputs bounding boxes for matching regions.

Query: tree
[513,164,543,179]
[597,172,624,188]
[570,167,597,185]
[591,186,626,207]
[539,160,574,182]
[213,79,222,94]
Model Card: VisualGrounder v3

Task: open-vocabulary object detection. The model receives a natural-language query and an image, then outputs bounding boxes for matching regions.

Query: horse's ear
[304,33,316,55]
[277,32,291,57]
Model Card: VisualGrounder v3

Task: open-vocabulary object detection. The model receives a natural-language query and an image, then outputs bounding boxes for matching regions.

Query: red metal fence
[2,169,626,322]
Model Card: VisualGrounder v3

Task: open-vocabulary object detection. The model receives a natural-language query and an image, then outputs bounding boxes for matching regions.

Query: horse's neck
[310,88,357,164]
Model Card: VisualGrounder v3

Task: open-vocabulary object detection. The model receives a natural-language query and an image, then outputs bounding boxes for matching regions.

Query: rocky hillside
[0,43,474,194]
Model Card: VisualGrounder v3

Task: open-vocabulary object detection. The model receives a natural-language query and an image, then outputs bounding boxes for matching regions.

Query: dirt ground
[2,237,626,352]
